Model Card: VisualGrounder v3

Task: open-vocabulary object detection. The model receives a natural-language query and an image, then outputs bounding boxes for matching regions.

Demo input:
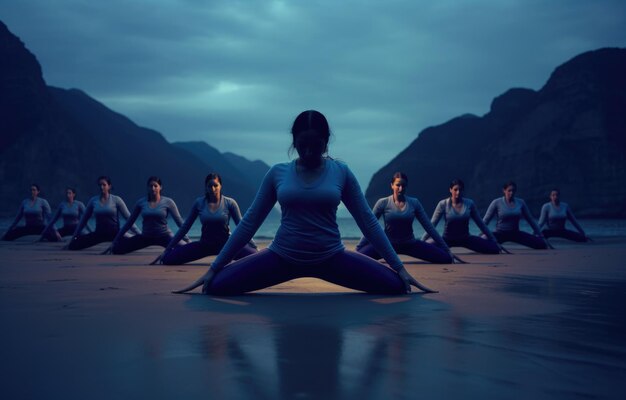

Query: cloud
[1,0,625,186]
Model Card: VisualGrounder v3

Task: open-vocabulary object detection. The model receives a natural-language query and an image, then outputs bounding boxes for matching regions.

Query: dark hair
[502,181,517,190]
[66,187,76,195]
[390,172,408,184]
[205,173,222,186]
[97,176,112,186]
[204,173,222,201]
[31,183,40,192]
[550,188,560,194]
[146,176,162,201]
[449,178,465,190]
[289,110,331,157]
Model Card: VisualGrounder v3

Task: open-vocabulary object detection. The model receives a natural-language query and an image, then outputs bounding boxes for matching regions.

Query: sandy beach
[1,238,625,399]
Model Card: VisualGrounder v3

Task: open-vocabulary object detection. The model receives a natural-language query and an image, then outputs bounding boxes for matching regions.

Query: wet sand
[1,238,625,399]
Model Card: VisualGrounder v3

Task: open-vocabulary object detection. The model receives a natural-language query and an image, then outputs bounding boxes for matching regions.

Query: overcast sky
[2,0,625,188]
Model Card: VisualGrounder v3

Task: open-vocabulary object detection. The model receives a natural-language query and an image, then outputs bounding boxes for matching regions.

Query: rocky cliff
[0,21,264,215]
[365,48,626,217]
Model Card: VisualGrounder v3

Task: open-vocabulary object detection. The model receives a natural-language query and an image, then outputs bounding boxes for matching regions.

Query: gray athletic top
[42,200,89,236]
[114,196,186,241]
[210,159,404,272]
[50,201,87,227]
[422,198,498,242]
[357,195,450,251]
[483,197,542,234]
[166,195,253,250]
[538,202,585,234]
[73,194,139,236]
[8,198,52,228]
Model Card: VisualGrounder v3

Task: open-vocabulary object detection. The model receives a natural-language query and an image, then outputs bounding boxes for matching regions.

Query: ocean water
[1,215,626,241]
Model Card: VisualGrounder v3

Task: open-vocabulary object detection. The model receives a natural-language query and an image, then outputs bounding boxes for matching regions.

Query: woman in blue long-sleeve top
[175,110,435,295]
[422,179,500,254]
[483,181,549,249]
[2,184,51,241]
[538,188,589,242]
[39,187,89,242]
[107,176,189,254]
[155,173,257,265]
[356,172,456,264]
[66,176,139,250]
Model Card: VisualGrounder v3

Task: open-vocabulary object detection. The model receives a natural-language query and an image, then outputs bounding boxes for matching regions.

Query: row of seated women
[1,112,593,296]
[1,172,589,267]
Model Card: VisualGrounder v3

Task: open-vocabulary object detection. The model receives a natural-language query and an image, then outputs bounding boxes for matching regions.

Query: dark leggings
[542,229,587,243]
[2,225,45,241]
[67,230,117,250]
[358,239,452,264]
[111,234,173,255]
[205,249,406,295]
[162,240,257,265]
[42,225,78,242]
[444,235,500,254]
[493,230,547,249]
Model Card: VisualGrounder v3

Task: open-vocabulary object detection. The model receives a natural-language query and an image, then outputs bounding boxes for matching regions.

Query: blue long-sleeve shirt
[8,198,52,229]
[483,197,542,235]
[357,195,451,251]
[210,159,405,272]
[42,200,89,236]
[538,202,585,234]
[113,196,186,243]
[72,194,139,236]
[422,198,497,242]
[165,195,253,250]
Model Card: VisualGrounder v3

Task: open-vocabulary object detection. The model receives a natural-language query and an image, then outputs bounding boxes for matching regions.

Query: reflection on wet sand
[187,295,429,400]
[168,276,626,400]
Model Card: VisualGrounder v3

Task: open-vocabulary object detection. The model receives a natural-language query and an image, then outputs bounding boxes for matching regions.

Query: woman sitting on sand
[483,181,549,249]
[2,184,51,241]
[103,176,189,254]
[39,187,89,242]
[153,173,257,265]
[355,172,458,264]
[66,176,139,250]
[422,179,501,254]
[538,188,589,242]
[175,110,435,295]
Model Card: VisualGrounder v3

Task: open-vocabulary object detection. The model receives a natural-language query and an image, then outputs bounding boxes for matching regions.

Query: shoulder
[76,201,86,207]
[541,202,550,209]
[269,161,291,174]
[561,202,569,208]
[135,196,148,207]
[87,195,99,205]
[407,196,423,208]
[112,195,127,205]
[464,198,475,207]
[161,196,176,205]
[374,196,391,207]
[40,198,51,206]
[222,196,239,207]
[517,198,527,206]
[437,198,449,208]
[489,197,502,206]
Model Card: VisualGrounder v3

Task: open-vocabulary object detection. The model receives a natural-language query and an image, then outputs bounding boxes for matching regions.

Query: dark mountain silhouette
[0,21,263,216]
[365,48,626,217]
[172,141,270,196]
